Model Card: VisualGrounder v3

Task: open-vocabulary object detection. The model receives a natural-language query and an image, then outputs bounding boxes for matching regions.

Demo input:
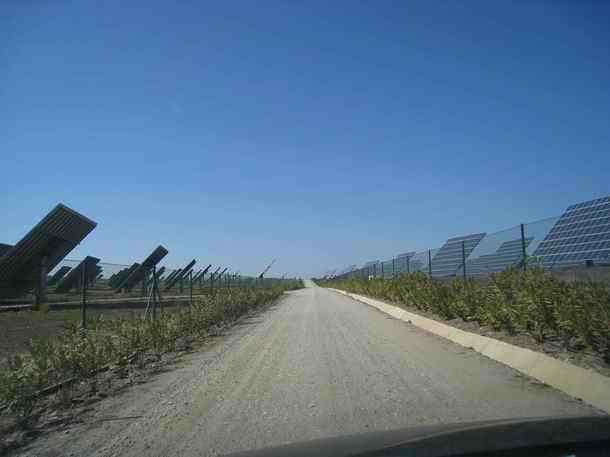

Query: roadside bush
[322,269,610,358]
[0,284,299,421]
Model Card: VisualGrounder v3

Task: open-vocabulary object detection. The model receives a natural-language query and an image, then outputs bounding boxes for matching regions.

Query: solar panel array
[115,245,168,292]
[533,196,610,267]
[164,259,196,291]
[0,204,97,297]
[462,238,532,276]
[55,256,101,293]
[47,265,72,286]
[430,233,486,277]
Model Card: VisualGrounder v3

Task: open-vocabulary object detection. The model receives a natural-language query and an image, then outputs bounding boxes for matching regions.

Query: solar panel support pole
[81,259,88,329]
[462,240,467,283]
[35,256,48,310]
[428,250,433,278]
[520,223,527,272]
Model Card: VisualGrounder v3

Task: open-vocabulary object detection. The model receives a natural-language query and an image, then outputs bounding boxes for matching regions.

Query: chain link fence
[1,258,285,310]
[331,213,610,283]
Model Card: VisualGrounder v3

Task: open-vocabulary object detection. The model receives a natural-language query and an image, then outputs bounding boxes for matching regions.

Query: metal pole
[189,270,193,307]
[392,258,395,278]
[152,265,157,321]
[35,256,48,310]
[428,249,432,278]
[461,240,467,283]
[81,259,88,329]
[520,223,527,272]
[407,256,410,274]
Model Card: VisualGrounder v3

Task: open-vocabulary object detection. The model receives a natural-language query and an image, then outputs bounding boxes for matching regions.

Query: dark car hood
[224,415,610,457]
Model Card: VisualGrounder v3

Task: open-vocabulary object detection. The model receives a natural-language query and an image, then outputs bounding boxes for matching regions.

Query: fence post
[461,240,467,283]
[189,270,193,307]
[35,256,48,311]
[152,265,154,321]
[406,256,410,274]
[381,262,384,279]
[392,258,395,278]
[428,249,432,278]
[520,223,527,272]
[81,259,88,329]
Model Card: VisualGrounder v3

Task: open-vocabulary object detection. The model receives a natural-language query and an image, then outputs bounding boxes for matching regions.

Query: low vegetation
[0,282,302,425]
[321,269,610,362]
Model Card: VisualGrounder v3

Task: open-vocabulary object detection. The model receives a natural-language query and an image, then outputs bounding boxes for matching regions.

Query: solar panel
[191,269,204,282]
[155,266,166,279]
[47,265,72,286]
[462,238,533,276]
[0,243,13,257]
[109,263,140,290]
[55,256,101,293]
[164,269,181,283]
[0,204,97,297]
[533,195,610,268]
[164,259,196,291]
[108,267,130,288]
[430,233,486,277]
[115,245,169,292]
[196,264,212,282]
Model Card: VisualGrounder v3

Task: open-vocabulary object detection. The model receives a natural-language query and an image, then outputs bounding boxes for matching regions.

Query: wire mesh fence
[331,211,610,283]
[0,257,289,310]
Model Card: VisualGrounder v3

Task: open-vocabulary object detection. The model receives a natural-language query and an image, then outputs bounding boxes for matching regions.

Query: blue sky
[1,1,609,278]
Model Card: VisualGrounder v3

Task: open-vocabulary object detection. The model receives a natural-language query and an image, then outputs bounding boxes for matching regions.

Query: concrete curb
[328,288,610,414]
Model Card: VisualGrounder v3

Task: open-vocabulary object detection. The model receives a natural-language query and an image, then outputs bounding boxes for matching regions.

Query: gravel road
[18,281,600,456]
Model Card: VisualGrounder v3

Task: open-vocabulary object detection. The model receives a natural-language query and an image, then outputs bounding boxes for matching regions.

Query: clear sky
[1,1,609,278]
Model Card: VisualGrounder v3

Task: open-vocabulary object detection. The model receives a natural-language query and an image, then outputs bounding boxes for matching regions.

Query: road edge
[327,288,610,414]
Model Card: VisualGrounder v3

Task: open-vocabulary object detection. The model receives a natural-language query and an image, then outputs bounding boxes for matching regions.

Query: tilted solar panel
[164,269,181,283]
[115,245,169,292]
[55,256,101,293]
[108,267,130,288]
[47,265,72,286]
[462,238,533,276]
[110,263,140,290]
[430,233,486,277]
[0,204,97,297]
[533,196,610,268]
[0,243,13,257]
[164,259,196,291]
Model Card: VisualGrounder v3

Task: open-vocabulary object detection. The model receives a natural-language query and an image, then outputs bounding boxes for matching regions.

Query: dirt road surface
[17,281,600,456]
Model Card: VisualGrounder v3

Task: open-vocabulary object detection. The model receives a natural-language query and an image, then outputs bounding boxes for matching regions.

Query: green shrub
[0,285,294,421]
[323,268,610,356]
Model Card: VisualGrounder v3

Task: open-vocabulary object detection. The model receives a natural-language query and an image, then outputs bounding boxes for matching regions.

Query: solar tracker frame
[115,245,169,291]
[164,259,196,291]
[47,265,72,286]
[164,269,181,283]
[55,256,101,293]
[0,204,97,297]
[430,233,486,277]
[110,263,140,290]
[533,196,610,268]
